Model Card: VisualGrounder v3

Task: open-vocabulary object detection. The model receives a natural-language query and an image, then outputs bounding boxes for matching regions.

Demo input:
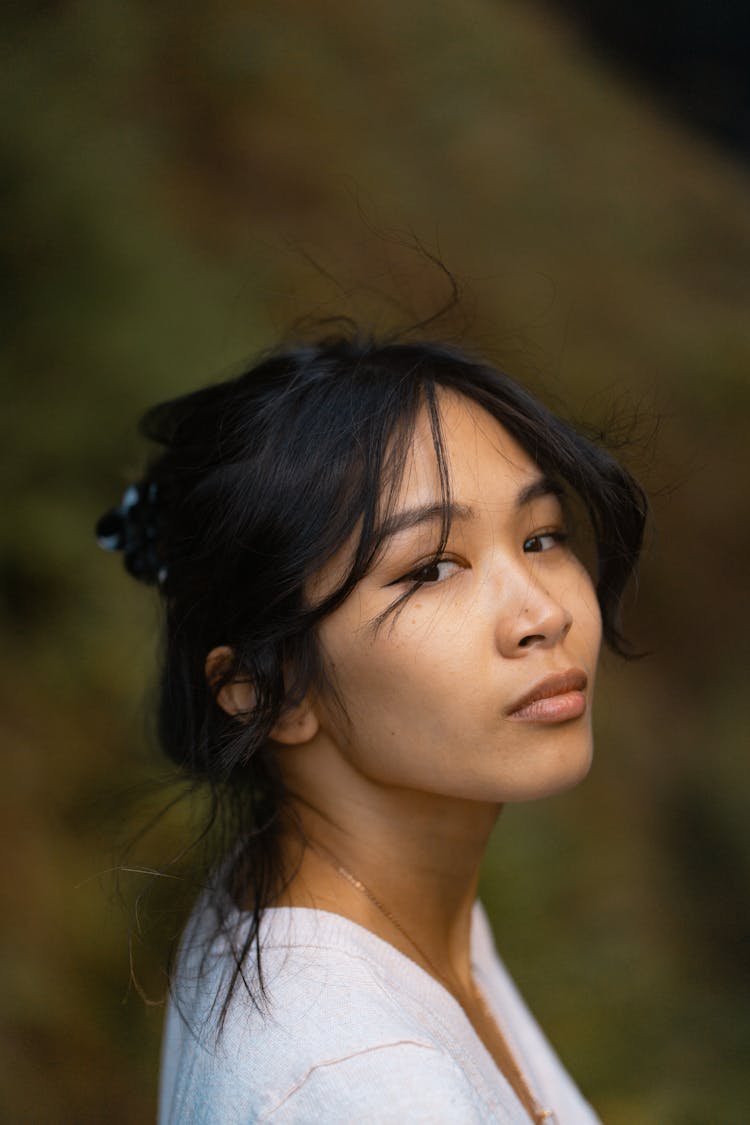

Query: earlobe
[269,698,320,746]
[205,645,256,718]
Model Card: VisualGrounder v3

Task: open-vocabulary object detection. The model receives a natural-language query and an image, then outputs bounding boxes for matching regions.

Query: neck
[275,741,502,994]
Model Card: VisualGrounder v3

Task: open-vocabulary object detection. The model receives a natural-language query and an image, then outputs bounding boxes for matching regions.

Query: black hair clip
[96,481,167,586]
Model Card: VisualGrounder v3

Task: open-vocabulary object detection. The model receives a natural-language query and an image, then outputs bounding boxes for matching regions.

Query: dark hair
[98,330,647,1018]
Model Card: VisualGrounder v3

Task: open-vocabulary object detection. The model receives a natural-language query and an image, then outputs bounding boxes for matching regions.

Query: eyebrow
[377,474,563,543]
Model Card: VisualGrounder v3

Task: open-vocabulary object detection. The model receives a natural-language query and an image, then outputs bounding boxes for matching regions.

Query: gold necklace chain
[308,840,557,1125]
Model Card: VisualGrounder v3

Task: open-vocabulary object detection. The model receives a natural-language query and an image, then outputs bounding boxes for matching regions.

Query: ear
[205,645,256,716]
[204,645,319,746]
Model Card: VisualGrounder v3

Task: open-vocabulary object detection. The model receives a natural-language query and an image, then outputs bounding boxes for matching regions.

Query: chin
[506,735,594,804]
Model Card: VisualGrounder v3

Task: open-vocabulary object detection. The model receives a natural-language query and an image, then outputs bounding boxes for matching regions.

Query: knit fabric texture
[159,899,603,1124]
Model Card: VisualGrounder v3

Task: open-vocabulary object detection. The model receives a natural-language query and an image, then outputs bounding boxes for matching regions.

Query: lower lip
[507,691,587,723]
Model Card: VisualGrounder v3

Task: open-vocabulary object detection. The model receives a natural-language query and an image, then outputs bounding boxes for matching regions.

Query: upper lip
[506,668,588,715]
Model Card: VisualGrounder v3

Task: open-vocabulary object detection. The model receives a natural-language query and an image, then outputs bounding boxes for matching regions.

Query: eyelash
[523,529,569,554]
[392,529,570,587]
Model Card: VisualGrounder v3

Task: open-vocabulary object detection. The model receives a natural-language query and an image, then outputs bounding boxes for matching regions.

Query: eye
[523,530,569,553]
[390,557,462,587]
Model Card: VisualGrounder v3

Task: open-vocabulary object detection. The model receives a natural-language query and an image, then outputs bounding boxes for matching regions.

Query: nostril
[519,634,545,648]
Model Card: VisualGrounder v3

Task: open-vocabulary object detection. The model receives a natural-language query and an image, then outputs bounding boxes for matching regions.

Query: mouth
[506,668,588,724]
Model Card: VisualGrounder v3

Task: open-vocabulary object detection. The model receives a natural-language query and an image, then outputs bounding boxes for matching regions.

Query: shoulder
[159,906,487,1125]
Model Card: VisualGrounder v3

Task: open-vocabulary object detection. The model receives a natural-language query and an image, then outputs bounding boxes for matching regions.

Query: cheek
[317,608,462,749]
[575,571,603,664]
[314,607,390,741]
[322,629,425,716]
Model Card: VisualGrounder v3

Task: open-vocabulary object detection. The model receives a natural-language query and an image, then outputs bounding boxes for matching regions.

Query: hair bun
[96,481,166,586]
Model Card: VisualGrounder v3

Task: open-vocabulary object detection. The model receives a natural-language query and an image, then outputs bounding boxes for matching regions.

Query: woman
[97,332,646,1123]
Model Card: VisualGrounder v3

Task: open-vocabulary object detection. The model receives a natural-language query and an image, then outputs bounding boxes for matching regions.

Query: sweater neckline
[252,901,551,1118]
[258,899,491,983]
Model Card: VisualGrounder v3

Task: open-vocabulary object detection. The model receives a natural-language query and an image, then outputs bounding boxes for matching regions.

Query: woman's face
[311,390,603,804]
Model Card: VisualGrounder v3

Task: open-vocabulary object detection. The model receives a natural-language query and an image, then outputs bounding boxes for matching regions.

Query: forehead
[394,389,541,511]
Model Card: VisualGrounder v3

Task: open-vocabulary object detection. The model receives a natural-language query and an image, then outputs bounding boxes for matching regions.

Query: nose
[495,574,573,658]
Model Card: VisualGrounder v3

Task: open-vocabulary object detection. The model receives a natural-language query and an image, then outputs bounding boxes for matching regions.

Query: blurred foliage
[2,1,749,1122]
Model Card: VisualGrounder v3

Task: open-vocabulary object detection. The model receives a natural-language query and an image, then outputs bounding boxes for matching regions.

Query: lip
[506,668,588,723]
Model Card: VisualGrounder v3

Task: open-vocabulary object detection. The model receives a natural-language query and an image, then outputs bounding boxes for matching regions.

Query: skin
[211,390,602,1112]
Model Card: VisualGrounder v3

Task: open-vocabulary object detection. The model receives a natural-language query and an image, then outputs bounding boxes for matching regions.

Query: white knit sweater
[159,900,603,1123]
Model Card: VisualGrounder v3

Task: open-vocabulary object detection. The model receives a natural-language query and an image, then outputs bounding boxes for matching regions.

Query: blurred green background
[2,2,749,1122]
